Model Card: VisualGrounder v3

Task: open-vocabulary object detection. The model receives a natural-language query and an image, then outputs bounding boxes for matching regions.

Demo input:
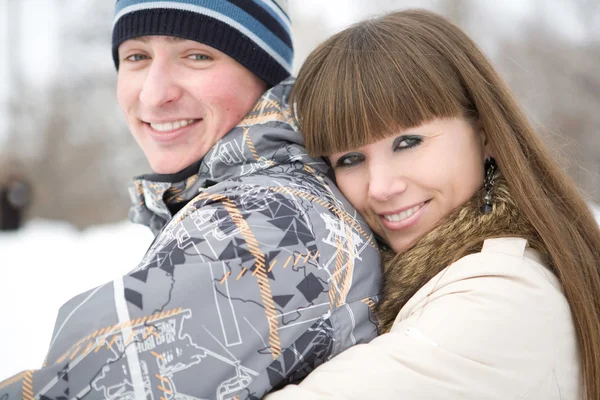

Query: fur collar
[376,174,550,332]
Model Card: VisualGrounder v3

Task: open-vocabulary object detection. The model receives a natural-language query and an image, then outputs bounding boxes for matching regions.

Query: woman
[266,9,600,399]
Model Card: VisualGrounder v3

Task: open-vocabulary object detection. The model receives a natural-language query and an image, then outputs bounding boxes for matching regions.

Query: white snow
[0,219,153,379]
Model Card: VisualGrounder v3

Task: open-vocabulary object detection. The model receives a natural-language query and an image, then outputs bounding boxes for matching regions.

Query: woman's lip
[379,201,429,231]
[143,119,201,143]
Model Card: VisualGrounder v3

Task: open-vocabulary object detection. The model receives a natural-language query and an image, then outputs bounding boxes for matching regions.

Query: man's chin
[144,142,213,175]
[149,158,189,175]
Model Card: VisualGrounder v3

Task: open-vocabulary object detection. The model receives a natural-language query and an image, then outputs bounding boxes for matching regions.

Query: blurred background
[0,0,599,379]
[0,0,599,228]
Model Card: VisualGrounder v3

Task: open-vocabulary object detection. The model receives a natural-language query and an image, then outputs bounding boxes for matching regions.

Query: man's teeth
[383,203,423,223]
[150,120,195,132]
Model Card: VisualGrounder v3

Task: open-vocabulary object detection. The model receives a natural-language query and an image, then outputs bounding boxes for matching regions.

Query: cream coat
[266,238,581,399]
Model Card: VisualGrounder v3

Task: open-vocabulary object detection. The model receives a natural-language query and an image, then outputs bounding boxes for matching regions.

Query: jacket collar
[127,78,330,234]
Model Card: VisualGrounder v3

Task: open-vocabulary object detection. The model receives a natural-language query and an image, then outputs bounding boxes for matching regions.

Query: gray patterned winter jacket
[0,79,381,400]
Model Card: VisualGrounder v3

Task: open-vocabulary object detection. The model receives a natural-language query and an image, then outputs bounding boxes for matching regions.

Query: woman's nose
[367,164,407,202]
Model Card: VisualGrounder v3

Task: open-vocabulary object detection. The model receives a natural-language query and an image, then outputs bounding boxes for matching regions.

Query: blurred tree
[290,2,339,73]
[2,0,597,228]
[4,0,23,155]
[498,3,600,202]
[5,0,149,228]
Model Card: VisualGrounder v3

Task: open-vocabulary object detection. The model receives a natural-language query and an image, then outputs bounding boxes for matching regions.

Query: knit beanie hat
[112,0,293,87]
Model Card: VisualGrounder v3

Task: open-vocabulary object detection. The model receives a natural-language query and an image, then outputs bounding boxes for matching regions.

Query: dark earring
[480,157,497,214]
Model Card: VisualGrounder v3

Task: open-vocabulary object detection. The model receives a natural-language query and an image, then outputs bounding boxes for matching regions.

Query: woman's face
[329,118,489,253]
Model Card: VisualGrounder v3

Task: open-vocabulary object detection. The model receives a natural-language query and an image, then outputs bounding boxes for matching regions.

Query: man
[0,173,31,231]
[0,1,381,399]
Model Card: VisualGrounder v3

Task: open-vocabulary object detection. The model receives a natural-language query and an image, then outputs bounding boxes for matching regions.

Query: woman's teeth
[383,203,424,223]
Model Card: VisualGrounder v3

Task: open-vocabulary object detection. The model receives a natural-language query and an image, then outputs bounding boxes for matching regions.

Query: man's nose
[139,58,182,108]
[367,164,407,202]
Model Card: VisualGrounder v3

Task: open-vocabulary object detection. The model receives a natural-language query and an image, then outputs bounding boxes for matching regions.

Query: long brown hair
[292,9,600,399]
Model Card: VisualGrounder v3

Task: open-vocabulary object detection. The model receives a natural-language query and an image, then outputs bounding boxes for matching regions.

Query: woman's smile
[379,200,430,230]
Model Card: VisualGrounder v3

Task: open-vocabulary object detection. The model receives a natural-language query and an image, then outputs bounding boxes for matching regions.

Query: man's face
[117,36,267,174]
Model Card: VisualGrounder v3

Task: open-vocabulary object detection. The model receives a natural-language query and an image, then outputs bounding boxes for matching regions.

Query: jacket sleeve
[0,187,379,400]
[265,251,578,400]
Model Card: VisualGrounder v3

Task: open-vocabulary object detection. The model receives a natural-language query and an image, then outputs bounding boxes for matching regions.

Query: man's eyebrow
[129,36,187,43]
[166,36,186,42]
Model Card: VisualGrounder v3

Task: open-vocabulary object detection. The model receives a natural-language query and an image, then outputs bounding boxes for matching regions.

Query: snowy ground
[0,219,153,379]
[1,204,599,380]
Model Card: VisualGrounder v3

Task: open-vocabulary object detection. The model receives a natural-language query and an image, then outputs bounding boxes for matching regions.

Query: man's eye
[335,153,364,168]
[187,54,210,61]
[124,54,148,62]
[125,54,148,62]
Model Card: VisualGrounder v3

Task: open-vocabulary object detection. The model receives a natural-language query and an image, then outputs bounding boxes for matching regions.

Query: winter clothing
[0,79,381,400]
[267,176,581,399]
[112,0,293,87]
[267,238,580,400]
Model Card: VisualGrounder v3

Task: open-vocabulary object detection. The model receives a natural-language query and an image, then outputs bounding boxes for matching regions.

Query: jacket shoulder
[157,172,382,304]
[397,237,570,332]
[415,238,555,288]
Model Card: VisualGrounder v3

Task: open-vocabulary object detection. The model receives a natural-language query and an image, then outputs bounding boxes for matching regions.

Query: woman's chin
[388,238,416,254]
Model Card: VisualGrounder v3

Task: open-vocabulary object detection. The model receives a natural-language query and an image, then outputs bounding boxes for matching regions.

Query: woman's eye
[124,54,148,62]
[394,135,422,150]
[335,153,364,168]
[187,54,210,61]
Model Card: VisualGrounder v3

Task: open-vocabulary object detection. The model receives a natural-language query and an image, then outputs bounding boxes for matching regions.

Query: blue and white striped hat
[112,0,293,87]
